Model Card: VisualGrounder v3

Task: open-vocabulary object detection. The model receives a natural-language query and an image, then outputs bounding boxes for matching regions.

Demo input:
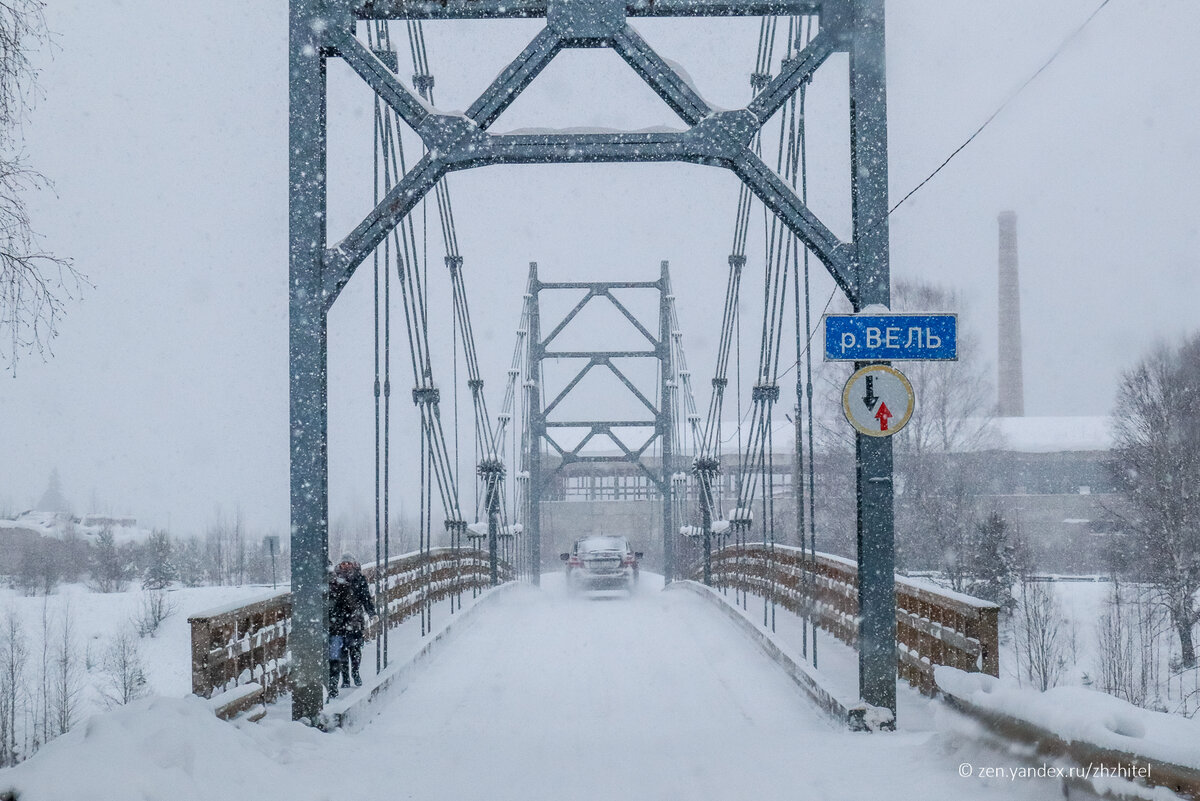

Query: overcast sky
[0,0,1196,535]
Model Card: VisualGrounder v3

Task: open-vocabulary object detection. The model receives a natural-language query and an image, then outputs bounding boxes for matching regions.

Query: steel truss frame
[524,262,676,590]
[291,0,894,723]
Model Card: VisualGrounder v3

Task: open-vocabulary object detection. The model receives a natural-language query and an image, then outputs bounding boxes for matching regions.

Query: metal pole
[699,469,712,586]
[527,263,543,586]
[849,0,897,724]
[659,261,674,583]
[288,0,331,724]
[487,471,500,586]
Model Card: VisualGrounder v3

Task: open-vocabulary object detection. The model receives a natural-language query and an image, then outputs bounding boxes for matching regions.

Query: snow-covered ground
[2,575,1089,801]
[1000,580,1200,717]
[0,582,261,709]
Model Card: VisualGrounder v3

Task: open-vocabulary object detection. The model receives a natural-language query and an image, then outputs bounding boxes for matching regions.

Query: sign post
[826,312,942,726]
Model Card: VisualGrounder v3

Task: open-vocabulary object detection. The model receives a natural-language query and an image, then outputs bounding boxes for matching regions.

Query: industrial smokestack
[997,211,1025,417]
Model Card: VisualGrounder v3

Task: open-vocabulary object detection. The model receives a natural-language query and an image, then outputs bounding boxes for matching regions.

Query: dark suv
[560,535,642,594]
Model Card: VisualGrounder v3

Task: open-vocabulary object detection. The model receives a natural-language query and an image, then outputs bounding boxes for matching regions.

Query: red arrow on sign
[874,401,893,432]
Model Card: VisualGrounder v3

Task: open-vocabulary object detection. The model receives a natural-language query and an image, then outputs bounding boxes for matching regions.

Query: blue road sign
[824,313,957,361]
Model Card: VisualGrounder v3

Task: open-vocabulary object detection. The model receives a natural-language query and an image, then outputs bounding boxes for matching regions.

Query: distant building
[964,416,1125,574]
[534,415,1124,576]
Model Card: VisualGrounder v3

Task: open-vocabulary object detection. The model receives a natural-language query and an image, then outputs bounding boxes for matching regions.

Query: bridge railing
[706,542,999,694]
[188,546,511,718]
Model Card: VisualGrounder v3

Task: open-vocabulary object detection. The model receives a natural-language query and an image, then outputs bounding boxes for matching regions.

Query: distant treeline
[1,517,289,594]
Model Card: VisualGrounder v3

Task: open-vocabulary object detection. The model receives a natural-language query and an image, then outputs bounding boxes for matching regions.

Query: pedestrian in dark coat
[328,552,377,697]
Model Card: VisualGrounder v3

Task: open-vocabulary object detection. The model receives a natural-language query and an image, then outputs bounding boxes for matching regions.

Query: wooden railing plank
[189,547,513,716]
[703,543,999,694]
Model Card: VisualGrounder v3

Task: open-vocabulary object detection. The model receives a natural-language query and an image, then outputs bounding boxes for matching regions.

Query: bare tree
[1097,580,1145,706]
[0,607,28,766]
[1014,578,1067,691]
[51,601,79,737]
[1110,332,1200,668]
[889,281,997,576]
[133,588,175,638]
[100,628,147,708]
[34,598,48,751]
[0,1,82,372]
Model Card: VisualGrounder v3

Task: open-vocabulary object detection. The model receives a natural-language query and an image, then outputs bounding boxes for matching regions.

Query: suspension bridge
[176,0,1200,798]
[290,0,899,718]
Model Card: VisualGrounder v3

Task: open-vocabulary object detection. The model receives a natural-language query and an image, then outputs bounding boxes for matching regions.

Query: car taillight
[568,557,582,568]
[622,555,635,565]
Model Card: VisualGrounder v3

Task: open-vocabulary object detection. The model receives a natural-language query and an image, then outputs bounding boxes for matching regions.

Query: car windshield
[577,536,627,553]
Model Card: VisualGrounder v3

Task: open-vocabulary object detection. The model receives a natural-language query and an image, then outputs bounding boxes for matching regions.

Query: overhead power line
[889,0,1117,215]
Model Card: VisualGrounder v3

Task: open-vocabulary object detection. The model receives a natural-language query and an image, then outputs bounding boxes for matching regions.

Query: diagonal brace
[542,357,600,418]
[604,359,659,415]
[323,155,446,306]
[611,24,712,126]
[329,28,431,132]
[733,151,856,301]
[746,30,835,124]
[541,288,598,348]
[466,26,565,129]
[601,289,660,347]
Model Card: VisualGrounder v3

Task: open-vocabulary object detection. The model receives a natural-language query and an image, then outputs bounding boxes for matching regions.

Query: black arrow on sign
[862,375,879,411]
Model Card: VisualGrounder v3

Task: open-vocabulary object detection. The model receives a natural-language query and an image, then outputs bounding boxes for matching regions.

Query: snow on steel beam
[538,280,659,289]
[355,0,825,20]
[326,120,853,306]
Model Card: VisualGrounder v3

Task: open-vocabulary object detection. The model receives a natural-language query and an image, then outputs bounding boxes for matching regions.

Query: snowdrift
[0,695,333,801]
[935,666,1200,799]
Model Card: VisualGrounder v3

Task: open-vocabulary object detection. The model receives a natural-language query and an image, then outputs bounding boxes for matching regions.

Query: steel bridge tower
[524,262,676,584]
[290,0,894,723]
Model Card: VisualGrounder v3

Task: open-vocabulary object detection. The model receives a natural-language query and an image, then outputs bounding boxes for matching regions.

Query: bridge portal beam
[354,0,824,20]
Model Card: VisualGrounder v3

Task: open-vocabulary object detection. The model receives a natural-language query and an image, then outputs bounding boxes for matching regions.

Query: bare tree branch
[0,0,84,374]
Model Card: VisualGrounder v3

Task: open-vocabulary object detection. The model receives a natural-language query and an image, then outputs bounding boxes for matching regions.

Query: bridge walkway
[329,576,1052,801]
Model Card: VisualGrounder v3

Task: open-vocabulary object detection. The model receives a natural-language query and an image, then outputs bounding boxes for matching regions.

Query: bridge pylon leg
[527,263,542,586]
[849,0,898,725]
[288,0,332,724]
[659,261,675,584]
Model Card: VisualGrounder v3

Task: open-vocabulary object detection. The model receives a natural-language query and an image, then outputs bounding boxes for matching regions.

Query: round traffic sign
[841,365,915,437]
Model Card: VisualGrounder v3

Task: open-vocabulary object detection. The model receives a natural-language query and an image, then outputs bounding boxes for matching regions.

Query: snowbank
[0,510,153,544]
[935,666,1200,774]
[0,695,333,801]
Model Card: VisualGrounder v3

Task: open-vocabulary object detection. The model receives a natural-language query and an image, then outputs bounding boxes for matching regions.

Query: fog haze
[1,0,1195,534]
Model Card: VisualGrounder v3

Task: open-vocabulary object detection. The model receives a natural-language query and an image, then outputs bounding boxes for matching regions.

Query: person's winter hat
[338,551,358,565]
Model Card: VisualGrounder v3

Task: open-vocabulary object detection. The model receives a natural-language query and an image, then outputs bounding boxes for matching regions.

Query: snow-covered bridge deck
[323,577,1050,801]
